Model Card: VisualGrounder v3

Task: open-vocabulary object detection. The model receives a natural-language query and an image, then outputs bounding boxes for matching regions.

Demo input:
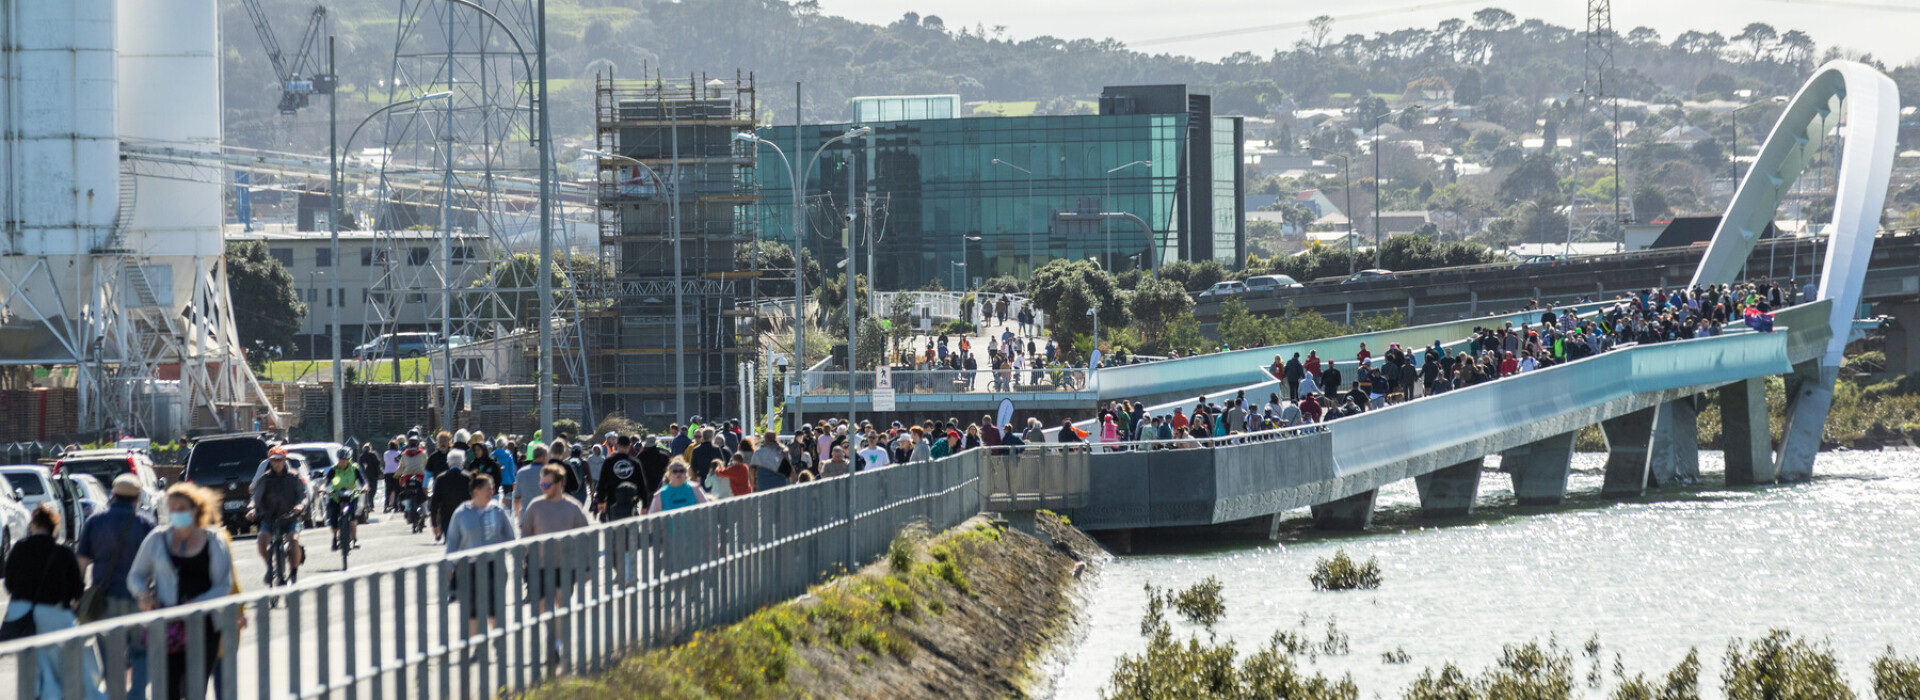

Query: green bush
[887,522,925,573]
[1310,549,1383,591]
[1722,630,1853,700]
[939,319,976,335]
[1873,647,1920,700]
[1171,577,1226,628]
[1611,649,1700,700]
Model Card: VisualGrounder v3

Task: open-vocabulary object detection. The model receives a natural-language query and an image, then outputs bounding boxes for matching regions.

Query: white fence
[0,452,984,699]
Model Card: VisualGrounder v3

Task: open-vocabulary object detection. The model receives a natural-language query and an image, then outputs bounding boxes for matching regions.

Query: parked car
[1243,274,1303,292]
[183,433,271,534]
[0,487,29,572]
[353,332,441,360]
[52,473,109,542]
[54,447,166,514]
[1197,280,1248,299]
[281,442,349,527]
[1342,269,1397,284]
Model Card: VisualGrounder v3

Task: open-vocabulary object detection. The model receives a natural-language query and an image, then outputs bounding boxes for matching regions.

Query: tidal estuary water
[1045,450,1920,698]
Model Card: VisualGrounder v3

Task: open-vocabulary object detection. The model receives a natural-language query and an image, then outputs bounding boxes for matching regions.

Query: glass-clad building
[752,85,1243,290]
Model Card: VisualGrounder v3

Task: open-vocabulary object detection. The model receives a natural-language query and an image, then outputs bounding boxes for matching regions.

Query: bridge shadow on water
[1110,465,1876,556]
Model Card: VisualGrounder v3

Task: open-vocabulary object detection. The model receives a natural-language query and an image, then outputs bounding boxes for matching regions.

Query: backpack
[608,482,641,520]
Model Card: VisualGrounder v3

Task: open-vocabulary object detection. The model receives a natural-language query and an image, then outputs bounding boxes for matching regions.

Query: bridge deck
[985,302,1830,532]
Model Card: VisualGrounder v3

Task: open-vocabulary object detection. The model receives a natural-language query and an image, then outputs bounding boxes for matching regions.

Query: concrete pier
[1415,458,1483,517]
[1311,490,1377,531]
[1601,405,1659,497]
[1777,360,1833,482]
[1720,377,1776,485]
[1648,397,1701,486]
[1501,431,1576,505]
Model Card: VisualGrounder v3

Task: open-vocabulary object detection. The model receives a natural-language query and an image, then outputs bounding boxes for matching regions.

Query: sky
[815,0,1920,68]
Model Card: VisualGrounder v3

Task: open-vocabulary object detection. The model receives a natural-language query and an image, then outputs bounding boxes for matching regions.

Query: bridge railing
[0,452,984,699]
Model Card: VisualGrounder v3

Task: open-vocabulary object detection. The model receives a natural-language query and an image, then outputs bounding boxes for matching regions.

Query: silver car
[0,486,30,570]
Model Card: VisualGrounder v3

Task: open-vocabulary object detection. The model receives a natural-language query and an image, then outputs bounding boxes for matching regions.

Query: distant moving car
[353,332,441,360]
[55,447,165,514]
[183,433,271,534]
[1197,280,1247,299]
[1243,274,1303,292]
[1342,269,1397,284]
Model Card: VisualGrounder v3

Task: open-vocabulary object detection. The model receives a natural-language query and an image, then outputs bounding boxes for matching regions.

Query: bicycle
[258,511,302,587]
[329,489,363,570]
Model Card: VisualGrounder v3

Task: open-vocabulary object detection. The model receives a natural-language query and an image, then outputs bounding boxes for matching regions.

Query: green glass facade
[754,106,1241,290]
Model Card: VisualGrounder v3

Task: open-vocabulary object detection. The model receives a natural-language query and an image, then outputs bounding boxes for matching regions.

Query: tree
[1215,298,1276,349]
[1452,68,1483,105]
[468,253,568,329]
[225,240,306,364]
[1026,259,1130,352]
[1157,259,1227,293]
[1126,276,1193,350]
[1733,22,1777,63]
[1497,153,1562,204]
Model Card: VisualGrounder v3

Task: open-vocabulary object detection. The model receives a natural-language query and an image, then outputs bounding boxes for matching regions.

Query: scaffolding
[587,70,779,426]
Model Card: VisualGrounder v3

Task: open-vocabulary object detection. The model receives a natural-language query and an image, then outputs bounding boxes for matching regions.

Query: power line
[1126,0,1491,48]
[1758,0,1920,11]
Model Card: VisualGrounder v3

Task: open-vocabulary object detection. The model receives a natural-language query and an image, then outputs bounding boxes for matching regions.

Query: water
[1046,450,1920,698]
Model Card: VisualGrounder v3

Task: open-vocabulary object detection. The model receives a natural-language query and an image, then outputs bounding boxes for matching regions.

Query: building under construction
[586,72,776,426]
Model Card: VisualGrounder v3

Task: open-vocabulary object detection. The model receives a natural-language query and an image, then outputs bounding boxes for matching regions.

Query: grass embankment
[1105,576,1920,699]
[1573,371,1920,452]
[257,358,430,383]
[526,513,1101,700]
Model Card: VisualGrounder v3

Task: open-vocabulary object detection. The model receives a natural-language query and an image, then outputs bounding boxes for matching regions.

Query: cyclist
[322,450,367,551]
[248,447,306,584]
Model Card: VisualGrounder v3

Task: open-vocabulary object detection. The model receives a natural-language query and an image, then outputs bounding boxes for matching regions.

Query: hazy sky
[816,0,1920,68]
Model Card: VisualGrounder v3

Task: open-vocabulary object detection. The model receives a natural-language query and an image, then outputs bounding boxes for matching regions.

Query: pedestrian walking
[519,464,591,667]
[4,505,102,699]
[444,474,515,644]
[127,485,233,700]
[75,474,158,698]
[647,458,714,513]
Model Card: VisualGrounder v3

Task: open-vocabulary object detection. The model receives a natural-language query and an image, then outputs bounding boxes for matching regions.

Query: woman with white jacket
[127,484,234,700]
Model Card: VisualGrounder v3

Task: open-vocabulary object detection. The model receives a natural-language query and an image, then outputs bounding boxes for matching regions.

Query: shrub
[939,319,976,335]
[887,522,925,573]
[1611,649,1700,700]
[1722,630,1853,700]
[1873,647,1920,700]
[1171,577,1226,628]
[1310,549,1383,591]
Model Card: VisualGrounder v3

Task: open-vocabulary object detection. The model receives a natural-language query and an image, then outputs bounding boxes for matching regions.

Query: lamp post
[961,235,982,290]
[1104,160,1151,272]
[1306,148,1358,276]
[989,158,1036,274]
[331,81,451,443]
[734,132,803,429]
[435,0,550,437]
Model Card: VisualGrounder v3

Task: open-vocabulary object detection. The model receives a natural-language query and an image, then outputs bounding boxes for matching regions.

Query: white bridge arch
[1690,60,1901,480]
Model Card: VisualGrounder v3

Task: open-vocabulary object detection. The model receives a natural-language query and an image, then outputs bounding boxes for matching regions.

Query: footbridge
[985,61,1900,535]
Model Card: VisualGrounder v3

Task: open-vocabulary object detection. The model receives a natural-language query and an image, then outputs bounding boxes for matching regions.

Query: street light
[1104,160,1151,272]
[989,158,1037,274]
[1368,107,1418,269]
[436,0,553,438]
[1306,147,1358,276]
[329,46,451,442]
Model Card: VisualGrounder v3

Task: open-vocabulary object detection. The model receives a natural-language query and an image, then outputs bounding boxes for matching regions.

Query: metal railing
[0,452,983,699]
[800,367,1093,396]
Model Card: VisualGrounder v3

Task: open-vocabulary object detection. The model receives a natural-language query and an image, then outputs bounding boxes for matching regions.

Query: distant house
[1375,210,1433,237]
[1658,125,1712,145]
[1293,189,1344,220]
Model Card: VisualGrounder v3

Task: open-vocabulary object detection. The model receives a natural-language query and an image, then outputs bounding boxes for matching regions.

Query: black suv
[183,433,269,534]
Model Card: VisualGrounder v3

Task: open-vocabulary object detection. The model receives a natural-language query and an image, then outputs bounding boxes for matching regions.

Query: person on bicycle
[249,447,306,583]
[323,451,366,551]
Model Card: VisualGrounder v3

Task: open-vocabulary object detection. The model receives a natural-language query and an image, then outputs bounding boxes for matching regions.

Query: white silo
[0,0,119,366]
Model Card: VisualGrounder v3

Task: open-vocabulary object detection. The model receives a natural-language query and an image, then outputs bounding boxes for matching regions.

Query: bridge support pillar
[1600,405,1659,498]
[1311,489,1377,531]
[1648,397,1701,486]
[1883,300,1920,375]
[1416,458,1483,518]
[1501,431,1575,505]
[1720,377,1776,485]
[1778,360,1836,483]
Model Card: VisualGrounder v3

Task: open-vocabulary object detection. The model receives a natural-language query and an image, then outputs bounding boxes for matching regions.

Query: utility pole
[326,37,343,444]
[537,0,555,445]
[792,82,804,432]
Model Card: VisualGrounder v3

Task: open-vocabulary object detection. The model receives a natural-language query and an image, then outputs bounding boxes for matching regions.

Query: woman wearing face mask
[128,484,233,700]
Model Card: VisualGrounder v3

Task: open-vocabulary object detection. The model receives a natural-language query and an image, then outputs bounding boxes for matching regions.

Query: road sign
[873,366,895,411]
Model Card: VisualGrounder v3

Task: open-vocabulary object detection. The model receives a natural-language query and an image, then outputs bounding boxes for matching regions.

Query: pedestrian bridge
[986,59,1901,535]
